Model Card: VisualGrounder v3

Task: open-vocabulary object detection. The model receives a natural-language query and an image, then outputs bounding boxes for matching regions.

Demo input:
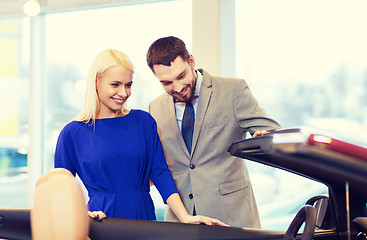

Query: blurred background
[0,0,366,230]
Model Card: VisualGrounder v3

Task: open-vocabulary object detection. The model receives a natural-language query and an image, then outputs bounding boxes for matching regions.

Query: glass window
[0,17,30,208]
[236,0,367,230]
[235,0,367,144]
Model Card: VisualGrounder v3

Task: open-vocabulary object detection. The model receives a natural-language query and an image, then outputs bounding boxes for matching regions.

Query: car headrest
[31,168,89,240]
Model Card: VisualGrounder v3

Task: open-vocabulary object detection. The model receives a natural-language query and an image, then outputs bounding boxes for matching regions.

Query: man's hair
[146,36,190,73]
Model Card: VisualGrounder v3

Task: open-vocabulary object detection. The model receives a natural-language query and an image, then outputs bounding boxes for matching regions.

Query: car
[228,128,367,239]
[0,128,366,240]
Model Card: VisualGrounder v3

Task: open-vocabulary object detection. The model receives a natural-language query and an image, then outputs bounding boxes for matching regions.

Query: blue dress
[54,110,178,220]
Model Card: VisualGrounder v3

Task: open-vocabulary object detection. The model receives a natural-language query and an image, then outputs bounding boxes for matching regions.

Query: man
[147,36,281,228]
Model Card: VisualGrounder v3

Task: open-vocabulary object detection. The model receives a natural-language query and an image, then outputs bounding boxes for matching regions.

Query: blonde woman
[54,49,226,226]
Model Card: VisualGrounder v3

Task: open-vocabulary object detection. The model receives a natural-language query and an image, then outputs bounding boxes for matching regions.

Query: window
[236,0,367,229]
[235,0,367,144]
[0,17,29,208]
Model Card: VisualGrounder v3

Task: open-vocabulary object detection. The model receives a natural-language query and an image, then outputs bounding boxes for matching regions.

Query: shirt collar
[194,69,202,98]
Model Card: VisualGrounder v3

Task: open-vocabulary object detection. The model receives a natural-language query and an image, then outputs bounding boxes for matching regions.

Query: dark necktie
[182,101,195,153]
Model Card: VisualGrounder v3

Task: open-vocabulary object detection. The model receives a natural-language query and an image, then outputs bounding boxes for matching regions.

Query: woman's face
[96,65,133,118]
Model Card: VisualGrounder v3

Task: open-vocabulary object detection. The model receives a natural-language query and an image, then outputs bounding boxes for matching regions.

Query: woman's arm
[166,193,228,226]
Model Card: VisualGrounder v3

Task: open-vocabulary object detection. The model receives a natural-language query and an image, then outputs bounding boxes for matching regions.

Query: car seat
[31,168,89,240]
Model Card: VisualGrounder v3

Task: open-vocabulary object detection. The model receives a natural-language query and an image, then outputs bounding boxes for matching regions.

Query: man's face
[153,56,197,102]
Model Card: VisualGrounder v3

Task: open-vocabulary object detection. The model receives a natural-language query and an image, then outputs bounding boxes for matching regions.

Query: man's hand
[253,130,268,137]
[181,215,229,226]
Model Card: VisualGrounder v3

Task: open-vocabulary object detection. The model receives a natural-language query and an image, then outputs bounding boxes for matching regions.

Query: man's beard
[179,69,197,102]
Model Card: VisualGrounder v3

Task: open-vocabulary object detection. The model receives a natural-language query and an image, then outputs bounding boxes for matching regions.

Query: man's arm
[233,79,281,135]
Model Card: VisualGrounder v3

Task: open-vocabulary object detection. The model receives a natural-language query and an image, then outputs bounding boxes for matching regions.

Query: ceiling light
[23,0,41,17]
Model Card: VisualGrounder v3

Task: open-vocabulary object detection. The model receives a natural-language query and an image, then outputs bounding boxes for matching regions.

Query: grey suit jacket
[148,69,281,227]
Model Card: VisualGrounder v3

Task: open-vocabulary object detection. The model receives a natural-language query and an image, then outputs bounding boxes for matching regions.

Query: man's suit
[149,69,281,227]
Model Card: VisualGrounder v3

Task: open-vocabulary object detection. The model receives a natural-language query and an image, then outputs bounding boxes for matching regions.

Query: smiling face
[153,55,197,102]
[96,65,133,118]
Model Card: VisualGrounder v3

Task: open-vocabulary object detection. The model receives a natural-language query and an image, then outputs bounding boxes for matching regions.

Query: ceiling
[0,0,165,17]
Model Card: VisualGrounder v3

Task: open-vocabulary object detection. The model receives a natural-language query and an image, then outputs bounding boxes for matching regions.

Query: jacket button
[190,164,195,169]
[189,194,193,199]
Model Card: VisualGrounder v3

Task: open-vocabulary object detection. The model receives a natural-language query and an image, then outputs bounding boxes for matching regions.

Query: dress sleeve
[54,126,77,176]
[234,79,281,135]
[149,118,178,203]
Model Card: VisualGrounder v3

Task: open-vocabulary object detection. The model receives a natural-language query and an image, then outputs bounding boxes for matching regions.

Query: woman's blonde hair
[75,49,134,123]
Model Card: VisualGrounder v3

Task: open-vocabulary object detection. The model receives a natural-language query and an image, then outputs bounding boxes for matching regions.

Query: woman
[54,49,226,225]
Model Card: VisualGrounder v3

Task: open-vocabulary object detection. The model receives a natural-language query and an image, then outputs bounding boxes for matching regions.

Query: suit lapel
[191,70,212,156]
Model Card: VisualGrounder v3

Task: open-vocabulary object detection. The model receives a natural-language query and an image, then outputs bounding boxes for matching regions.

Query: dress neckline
[95,109,133,120]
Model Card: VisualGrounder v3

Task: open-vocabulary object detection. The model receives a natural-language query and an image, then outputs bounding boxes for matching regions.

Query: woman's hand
[181,215,229,227]
[88,211,106,220]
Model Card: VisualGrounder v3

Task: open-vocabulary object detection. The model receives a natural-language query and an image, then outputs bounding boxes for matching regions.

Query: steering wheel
[283,205,317,240]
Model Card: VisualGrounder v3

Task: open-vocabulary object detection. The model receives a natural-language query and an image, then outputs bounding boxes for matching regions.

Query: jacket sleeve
[233,79,281,135]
